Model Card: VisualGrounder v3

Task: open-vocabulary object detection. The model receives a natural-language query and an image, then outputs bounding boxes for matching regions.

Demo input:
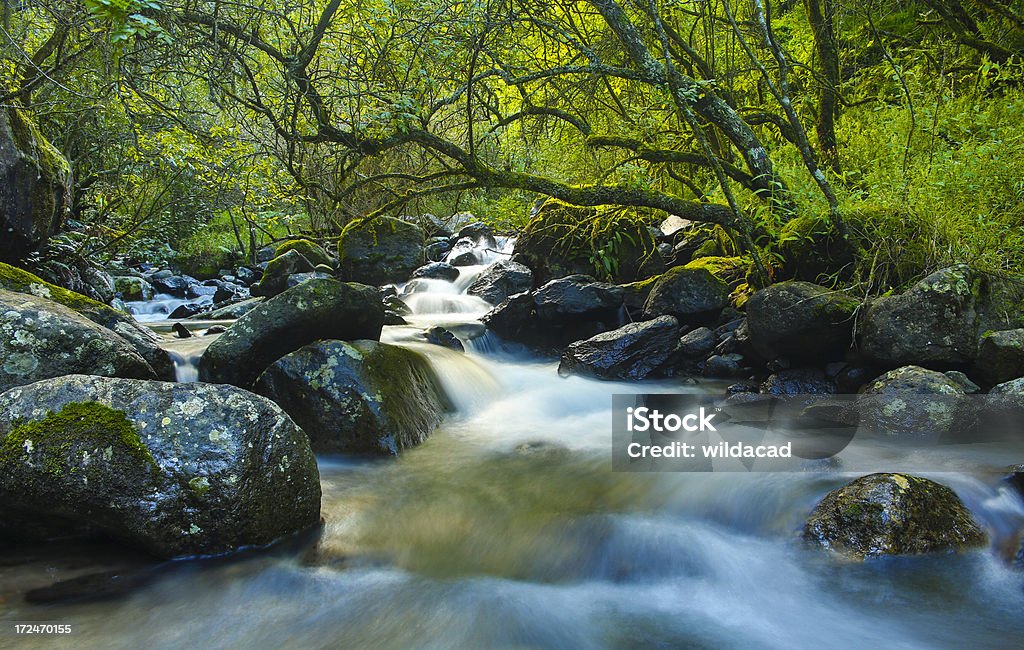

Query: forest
[3,1,1024,647]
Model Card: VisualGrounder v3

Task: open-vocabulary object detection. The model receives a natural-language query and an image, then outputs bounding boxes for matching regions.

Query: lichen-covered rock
[0,108,71,262]
[0,262,174,379]
[804,473,987,559]
[858,265,1024,369]
[251,249,315,298]
[275,239,334,268]
[857,366,967,437]
[746,281,859,363]
[0,375,321,558]
[199,278,384,388]
[971,329,1024,388]
[642,266,729,321]
[255,340,450,455]
[0,289,157,393]
[467,260,533,305]
[558,316,679,380]
[337,216,424,285]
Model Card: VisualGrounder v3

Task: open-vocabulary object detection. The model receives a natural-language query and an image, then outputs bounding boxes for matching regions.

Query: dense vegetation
[4,0,1024,291]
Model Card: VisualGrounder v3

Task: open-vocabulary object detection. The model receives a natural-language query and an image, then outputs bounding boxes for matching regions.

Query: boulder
[213,281,248,304]
[169,303,207,319]
[251,249,315,298]
[337,216,424,284]
[113,276,153,301]
[0,108,71,262]
[746,281,859,363]
[803,473,987,559]
[190,297,263,320]
[971,329,1024,388]
[858,265,1024,369]
[533,275,623,321]
[0,289,157,393]
[151,275,199,298]
[558,316,679,380]
[703,353,745,378]
[857,366,967,438]
[0,262,173,379]
[274,239,334,268]
[642,266,729,321]
[677,326,717,359]
[424,326,464,351]
[466,260,533,305]
[255,340,450,455]
[234,266,261,286]
[199,278,384,388]
[411,262,460,282]
[0,375,321,558]
[424,237,453,262]
[457,222,497,248]
[446,238,482,266]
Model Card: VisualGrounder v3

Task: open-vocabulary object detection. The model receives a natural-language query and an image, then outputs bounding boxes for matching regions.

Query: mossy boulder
[0,262,174,379]
[971,329,1024,388]
[642,266,729,322]
[251,249,315,298]
[113,275,153,301]
[275,239,334,268]
[0,375,321,558]
[777,213,854,281]
[804,473,987,559]
[0,108,71,262]
[199,278,384,388]
[858,265,1024,369]
[746,281,860,364]
[513,199,664,284]
[255,340,451,455]
[337,216,424,285]
[856,366,967,438]
[0,289,158,393]
[558,315,680,380]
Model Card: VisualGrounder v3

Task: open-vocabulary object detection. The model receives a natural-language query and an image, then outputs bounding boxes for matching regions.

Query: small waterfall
[126,293,212,322]
[150,323,223,382]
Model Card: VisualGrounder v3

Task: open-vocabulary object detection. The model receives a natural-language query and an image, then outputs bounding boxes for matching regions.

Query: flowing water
[3,239,1024,648]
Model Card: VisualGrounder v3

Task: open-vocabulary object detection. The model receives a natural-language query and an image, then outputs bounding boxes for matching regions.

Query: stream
[3,242,1024,649]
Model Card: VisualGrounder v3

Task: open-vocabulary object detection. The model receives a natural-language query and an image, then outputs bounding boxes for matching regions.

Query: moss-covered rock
[642,266,729,322]
[513,199,664,284]
[971,329,1024,388]
[0,375,321,558]
[0,108,71,262]
[275,239,334,268]
[113,275,153,302]
[857,366,967,438]
[746,281,860,364]
[199,278,385,388]
[777,213,854,281]
[0,262,174,379]
[0,288,157,393]
[255,340,451,455]
[252,249,315,298]
[804,473,987,559]
[337,216,424,285]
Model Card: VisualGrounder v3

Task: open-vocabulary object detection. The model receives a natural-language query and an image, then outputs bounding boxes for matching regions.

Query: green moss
[0,262,126,327]
[0,402,158,478]
[276,239,333,267]
[7,107,71,179]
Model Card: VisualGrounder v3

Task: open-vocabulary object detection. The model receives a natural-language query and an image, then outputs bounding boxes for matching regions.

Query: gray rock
[467,260,533,305]
[113,276,153,302]
[746,281,859,363]
[255,340,450,455]
[199,278,384,388]
[425,326,464,352]
[0,289,156,393]
[677,326,716,358]
[857,365,967,437]
[703,353,745,378]
[533,275,623,321]
[642,266,729,321]
[0,108,70,262]
[762,368,836,396]
[804,473,986,559]
[411,262,460,282]
[190,297,264,320]
[0,375,321,558]
[972,329,1024,387]
[558,316,679,380]
[337,216,424,284]
[151,275,199,298]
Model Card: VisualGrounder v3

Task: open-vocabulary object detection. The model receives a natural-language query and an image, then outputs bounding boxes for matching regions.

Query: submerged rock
[199,278,384,388]
[558,316,679,380]
[337,216,424,285]
[746,281,859,363]
[0,375,321,558]
[255,340,450,455]
[0,289,156,393]
[804,473,986,559]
